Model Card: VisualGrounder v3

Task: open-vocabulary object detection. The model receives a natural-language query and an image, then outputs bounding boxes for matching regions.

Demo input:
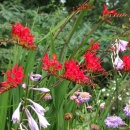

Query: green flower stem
[115,70,118,115]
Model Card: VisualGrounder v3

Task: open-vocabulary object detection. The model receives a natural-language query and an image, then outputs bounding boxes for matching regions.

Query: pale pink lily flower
[28,99,46,116]
[114,56,124,70]
[12,102,21,123]
[25,109,39,130]
[30,106,50,128]
[29,73,42,81]
[31,87,50,92]
[119,39,128,52]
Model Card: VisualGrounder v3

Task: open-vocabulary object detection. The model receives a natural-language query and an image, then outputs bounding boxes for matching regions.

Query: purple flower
[119,39,128,52]
[104,116,123,128]
[12,102,21,123]
[114,56,124,70]
[124,104,130,116]
[77,92,91,103]
[29,73,42,81]
[25,109,39,130]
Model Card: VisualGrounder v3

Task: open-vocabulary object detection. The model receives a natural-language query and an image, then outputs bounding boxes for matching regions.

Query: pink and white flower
[118,39,128,52]
[114,56,124,70]
[100,102,105,109]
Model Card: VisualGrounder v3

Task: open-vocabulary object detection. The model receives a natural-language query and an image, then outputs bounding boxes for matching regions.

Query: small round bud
[64,113,73,120]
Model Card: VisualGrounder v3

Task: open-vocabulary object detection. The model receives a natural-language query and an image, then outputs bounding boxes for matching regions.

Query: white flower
[29,73,42,81]
[12,102,21,123]
[28,99,46,115]
[114,56,124,70]
[30,106,50,128]
[31,88,50,92]
[22,83,26,89]
[25,109,39,130]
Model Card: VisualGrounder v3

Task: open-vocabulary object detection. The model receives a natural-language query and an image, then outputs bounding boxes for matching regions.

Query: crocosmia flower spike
[42,53,62,74]
[12,23,37,50]
[0,64,25,94]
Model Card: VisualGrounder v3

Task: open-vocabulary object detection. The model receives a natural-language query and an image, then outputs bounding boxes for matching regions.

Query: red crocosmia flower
[102,4,117,17]
[42,53,62,74]
[87,40,100,52]
[12,23,37,50]
[84,52,107,75]
[62,59,95,86]
[0,64,25,94]
[122,55,130,72]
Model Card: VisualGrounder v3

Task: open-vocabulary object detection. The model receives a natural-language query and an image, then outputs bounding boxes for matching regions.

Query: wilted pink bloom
[74,91,82,95]
[30,106,50,128]
[86,106,93,109]
[28,99,46,116]
[25,109,39,130]
[114,56,124,70]
[100,102,105,109]
[42,93,52,100]
[70,95,77,100]
[75,99,82,105]
[118,39,128,52]
[29,73,42,81]
[12,102,21,123]
[31,87,50,92]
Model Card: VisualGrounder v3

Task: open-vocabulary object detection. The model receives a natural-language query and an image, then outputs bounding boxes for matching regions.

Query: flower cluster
[12,23,37,50]
[62,59,93,85]
[42,53,62,74]
[84,40,107,75]
[87,40,100,52]
[42,54,96,86]
[0,64,25,94]
[104,116,123,128]
[12,85,50,129]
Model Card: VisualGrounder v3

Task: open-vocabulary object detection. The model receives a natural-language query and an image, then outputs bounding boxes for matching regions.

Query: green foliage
[0,0,130,130]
